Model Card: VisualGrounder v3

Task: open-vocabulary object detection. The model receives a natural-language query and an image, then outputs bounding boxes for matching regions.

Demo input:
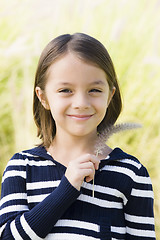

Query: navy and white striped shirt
[0,146,155,239]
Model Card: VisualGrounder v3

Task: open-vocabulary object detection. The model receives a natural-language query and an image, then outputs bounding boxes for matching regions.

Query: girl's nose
[72,93,90,109]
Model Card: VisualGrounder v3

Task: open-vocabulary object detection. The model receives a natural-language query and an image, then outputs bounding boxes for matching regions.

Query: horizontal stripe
[45,233,99,240]
[27,180,60,190]
[19,152,40,157]
[27,194,49,203]
[55,219,99,232]
[20,215,43,240]
[131,188,154,198]
[117,159,141,169]
[10,220,23,240]
[6,160,26,167]
[6,159,55,167]
[25,159,55,166]
[82,182,128,205]
[0,193,27,207]
[102,166,151,184]
[0,205,28,215]
[78,194,122,209]
[125,213,155,225]
[2,170,26,183]
[111,226,126,234]
[127,226,156,237]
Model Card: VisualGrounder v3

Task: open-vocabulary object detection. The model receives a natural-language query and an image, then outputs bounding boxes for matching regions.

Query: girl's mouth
[67,114,94,120]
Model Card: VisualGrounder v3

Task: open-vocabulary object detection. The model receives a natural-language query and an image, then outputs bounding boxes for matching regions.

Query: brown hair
[33,33,122,147]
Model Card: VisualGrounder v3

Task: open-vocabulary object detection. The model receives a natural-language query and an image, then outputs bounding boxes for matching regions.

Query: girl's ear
[107,87,116,106]
[35,87,50,110]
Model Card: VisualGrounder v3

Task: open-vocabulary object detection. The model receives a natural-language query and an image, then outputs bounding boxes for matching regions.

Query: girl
[0,33,155,239]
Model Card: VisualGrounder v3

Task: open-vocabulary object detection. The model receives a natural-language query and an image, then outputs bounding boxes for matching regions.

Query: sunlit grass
[0,0,160,237]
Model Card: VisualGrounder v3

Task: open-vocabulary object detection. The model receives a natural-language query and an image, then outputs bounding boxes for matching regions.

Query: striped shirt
[0,146,156,239]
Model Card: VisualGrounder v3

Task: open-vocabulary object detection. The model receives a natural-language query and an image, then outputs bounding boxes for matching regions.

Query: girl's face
[36,53,114,140]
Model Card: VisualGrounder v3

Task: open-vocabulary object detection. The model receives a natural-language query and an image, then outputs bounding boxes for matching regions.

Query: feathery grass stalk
[92,178,95,198]
[92,122,142,197]
[92,151,99,198]
[95,123,142,155]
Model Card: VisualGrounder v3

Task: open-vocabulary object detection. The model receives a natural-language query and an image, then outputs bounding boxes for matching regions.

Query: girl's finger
[79,161,95,170]
[79,154,100,170]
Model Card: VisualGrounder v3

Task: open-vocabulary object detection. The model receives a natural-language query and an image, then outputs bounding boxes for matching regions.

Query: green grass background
[0,0,160,238]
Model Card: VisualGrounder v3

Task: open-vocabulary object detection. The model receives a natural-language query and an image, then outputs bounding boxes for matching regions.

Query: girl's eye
[89,89,102,93]
[58,89,72,93]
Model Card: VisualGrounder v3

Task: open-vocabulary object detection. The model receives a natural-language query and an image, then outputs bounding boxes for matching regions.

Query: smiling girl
[0,33,155,239]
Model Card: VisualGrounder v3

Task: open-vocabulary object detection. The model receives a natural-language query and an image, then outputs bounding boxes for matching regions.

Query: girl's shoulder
[4,146,54,172]
[102,147,141,166]
[99,147,150,179]
[10,146,52,160]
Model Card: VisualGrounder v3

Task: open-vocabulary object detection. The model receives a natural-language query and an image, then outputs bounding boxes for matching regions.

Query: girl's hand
[65,154,100,191]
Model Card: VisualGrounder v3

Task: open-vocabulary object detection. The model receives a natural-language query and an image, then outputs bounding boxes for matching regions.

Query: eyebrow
[91,80,106,85]
[57,80,106,86]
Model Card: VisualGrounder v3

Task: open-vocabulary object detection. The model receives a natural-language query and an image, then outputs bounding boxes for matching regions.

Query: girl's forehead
[49,52,103,70]
[47,52,107,79]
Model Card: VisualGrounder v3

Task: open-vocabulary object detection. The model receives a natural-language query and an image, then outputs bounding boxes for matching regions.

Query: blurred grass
[0,0,160,238]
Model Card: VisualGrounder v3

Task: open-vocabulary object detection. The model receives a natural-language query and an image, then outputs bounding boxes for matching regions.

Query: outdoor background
[0,0,160,238]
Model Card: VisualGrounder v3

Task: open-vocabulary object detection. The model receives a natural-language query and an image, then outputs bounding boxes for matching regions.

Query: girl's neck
[47,132,112,167]
[47,132,97,166]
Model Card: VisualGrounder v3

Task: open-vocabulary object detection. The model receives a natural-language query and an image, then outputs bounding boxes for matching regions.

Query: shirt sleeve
[124,164,156,239]
[0,153,80,239]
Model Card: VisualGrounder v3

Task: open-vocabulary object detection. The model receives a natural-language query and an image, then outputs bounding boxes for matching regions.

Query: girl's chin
[67,128,97,138]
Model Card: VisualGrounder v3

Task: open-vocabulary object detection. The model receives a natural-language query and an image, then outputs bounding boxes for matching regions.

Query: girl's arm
[0,153,80,239]
[0,152,99,239]
[124,165,156,240]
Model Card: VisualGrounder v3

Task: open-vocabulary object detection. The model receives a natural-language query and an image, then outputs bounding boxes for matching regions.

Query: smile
[66,114,94,120]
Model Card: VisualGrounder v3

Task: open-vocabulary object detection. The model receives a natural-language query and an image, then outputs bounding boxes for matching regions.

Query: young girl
[0,33,155,239]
